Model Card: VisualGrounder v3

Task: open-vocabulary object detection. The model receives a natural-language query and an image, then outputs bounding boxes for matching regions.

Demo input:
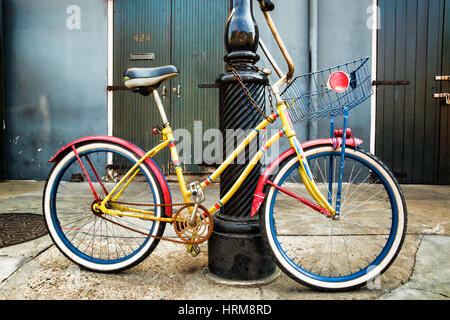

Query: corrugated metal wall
[112,0,229,174]
[171,0,229,173]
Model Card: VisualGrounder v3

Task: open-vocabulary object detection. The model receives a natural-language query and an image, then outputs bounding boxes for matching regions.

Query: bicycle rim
[262,146,406,291]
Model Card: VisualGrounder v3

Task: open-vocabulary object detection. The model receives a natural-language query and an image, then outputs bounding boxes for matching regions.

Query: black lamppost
[207,0,276,281]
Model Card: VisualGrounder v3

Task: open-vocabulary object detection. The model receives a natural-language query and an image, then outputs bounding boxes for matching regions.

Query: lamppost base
[207,217,276,281]
[202,265,280,287]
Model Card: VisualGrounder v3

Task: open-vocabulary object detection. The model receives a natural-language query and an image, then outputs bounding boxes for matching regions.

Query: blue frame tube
[335,108,349,217]
[328,116,335,204]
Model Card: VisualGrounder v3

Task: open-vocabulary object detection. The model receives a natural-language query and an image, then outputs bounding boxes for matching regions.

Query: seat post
[152,89,169,126]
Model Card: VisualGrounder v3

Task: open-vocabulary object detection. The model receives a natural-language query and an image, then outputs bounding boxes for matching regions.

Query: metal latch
[130,53,154,61]
[435,76,450,81]
[434,93,450,105]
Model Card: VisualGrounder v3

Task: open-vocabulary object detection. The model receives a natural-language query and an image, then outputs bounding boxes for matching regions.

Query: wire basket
[280,57,372,123]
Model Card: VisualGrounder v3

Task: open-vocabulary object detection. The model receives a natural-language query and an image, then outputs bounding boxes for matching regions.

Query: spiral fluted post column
[207,0,276,281]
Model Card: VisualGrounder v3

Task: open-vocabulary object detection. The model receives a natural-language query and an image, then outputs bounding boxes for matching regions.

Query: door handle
[434,93,450,105]
[174,85,181,98]
[435,76,450,81]
[162,86,167,99]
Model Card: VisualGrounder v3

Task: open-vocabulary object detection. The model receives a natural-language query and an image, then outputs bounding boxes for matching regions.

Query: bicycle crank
[94,201,207,246]
[173,204,213,246]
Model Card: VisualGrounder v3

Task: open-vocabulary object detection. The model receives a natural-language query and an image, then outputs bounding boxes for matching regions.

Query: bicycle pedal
[187,244,201,257]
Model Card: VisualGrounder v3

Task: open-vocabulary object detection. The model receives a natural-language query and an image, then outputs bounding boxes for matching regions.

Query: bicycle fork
[279,105,336,218]
[288,108,351,220]
[289,135,336,218]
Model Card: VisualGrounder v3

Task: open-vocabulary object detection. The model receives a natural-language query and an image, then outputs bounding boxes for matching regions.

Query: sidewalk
[0,180,448,300]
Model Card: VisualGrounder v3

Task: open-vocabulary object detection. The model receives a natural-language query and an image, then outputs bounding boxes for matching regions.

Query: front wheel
[260,146,407,291]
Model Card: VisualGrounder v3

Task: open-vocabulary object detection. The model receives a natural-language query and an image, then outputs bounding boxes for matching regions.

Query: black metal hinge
[372,81,410,86]
[198,83,219,89]
[107,86,129,91]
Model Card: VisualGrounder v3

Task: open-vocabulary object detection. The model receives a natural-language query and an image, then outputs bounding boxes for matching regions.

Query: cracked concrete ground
[0,181,448,300]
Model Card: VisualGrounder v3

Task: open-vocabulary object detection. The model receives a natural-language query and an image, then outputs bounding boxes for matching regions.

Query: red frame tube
[265,180,332,217]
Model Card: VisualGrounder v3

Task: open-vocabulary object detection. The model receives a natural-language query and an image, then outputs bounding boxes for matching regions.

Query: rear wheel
[43,142,166,272]
[261,146,407,291]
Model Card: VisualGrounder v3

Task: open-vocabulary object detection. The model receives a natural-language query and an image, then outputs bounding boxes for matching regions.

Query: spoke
[336,220,353,274]
[327,220,334,277]
[59,213,92,229]
[340,172,372,209]
[339,219,390,235]
[104,219,127,258]
[337,223,386,262]
[341,188,387,218]
[340,163,358,211]
[66,215,97,244]
[275,211,325,219]
[314,158,327,184]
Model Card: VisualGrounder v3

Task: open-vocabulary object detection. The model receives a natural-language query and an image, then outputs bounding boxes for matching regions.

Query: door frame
[370,0,379,155]
[439,0,450,183]
[0,0,5,180]
[107,0,113,137]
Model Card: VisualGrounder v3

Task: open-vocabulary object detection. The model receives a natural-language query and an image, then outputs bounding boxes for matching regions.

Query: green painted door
[112,0,229,174]
[112,0,172,173]
[376,0,450,184]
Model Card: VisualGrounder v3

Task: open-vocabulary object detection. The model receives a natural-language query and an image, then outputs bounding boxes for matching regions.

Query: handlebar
[257,0,275,12]
[256,0,295,87]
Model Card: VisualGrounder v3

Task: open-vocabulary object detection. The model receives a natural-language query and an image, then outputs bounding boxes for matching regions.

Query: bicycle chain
[98,201,210,245]
[225,64,274,123]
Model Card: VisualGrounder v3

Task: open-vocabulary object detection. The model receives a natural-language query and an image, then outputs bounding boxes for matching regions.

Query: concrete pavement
[0,180,448,300]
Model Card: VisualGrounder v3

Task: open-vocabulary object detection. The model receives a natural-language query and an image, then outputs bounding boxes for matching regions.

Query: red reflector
[327,71,350,93]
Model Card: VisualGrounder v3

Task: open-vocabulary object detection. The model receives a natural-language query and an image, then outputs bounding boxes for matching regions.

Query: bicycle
[43,0,407,291]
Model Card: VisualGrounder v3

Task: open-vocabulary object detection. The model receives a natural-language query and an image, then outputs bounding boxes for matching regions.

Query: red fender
[250,137,363,216]
[49,135,173,217]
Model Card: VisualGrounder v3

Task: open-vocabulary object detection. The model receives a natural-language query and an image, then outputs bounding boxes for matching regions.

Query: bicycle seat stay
[123,65,179,89]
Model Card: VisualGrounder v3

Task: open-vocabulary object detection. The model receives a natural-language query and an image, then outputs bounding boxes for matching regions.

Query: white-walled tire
[260,146,407,291]
[43,142,166,272]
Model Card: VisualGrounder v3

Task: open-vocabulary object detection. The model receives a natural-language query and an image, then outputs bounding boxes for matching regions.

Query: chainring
[173,204,213,245]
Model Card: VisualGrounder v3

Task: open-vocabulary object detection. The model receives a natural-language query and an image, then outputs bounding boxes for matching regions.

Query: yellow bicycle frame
[96,92,335,221]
